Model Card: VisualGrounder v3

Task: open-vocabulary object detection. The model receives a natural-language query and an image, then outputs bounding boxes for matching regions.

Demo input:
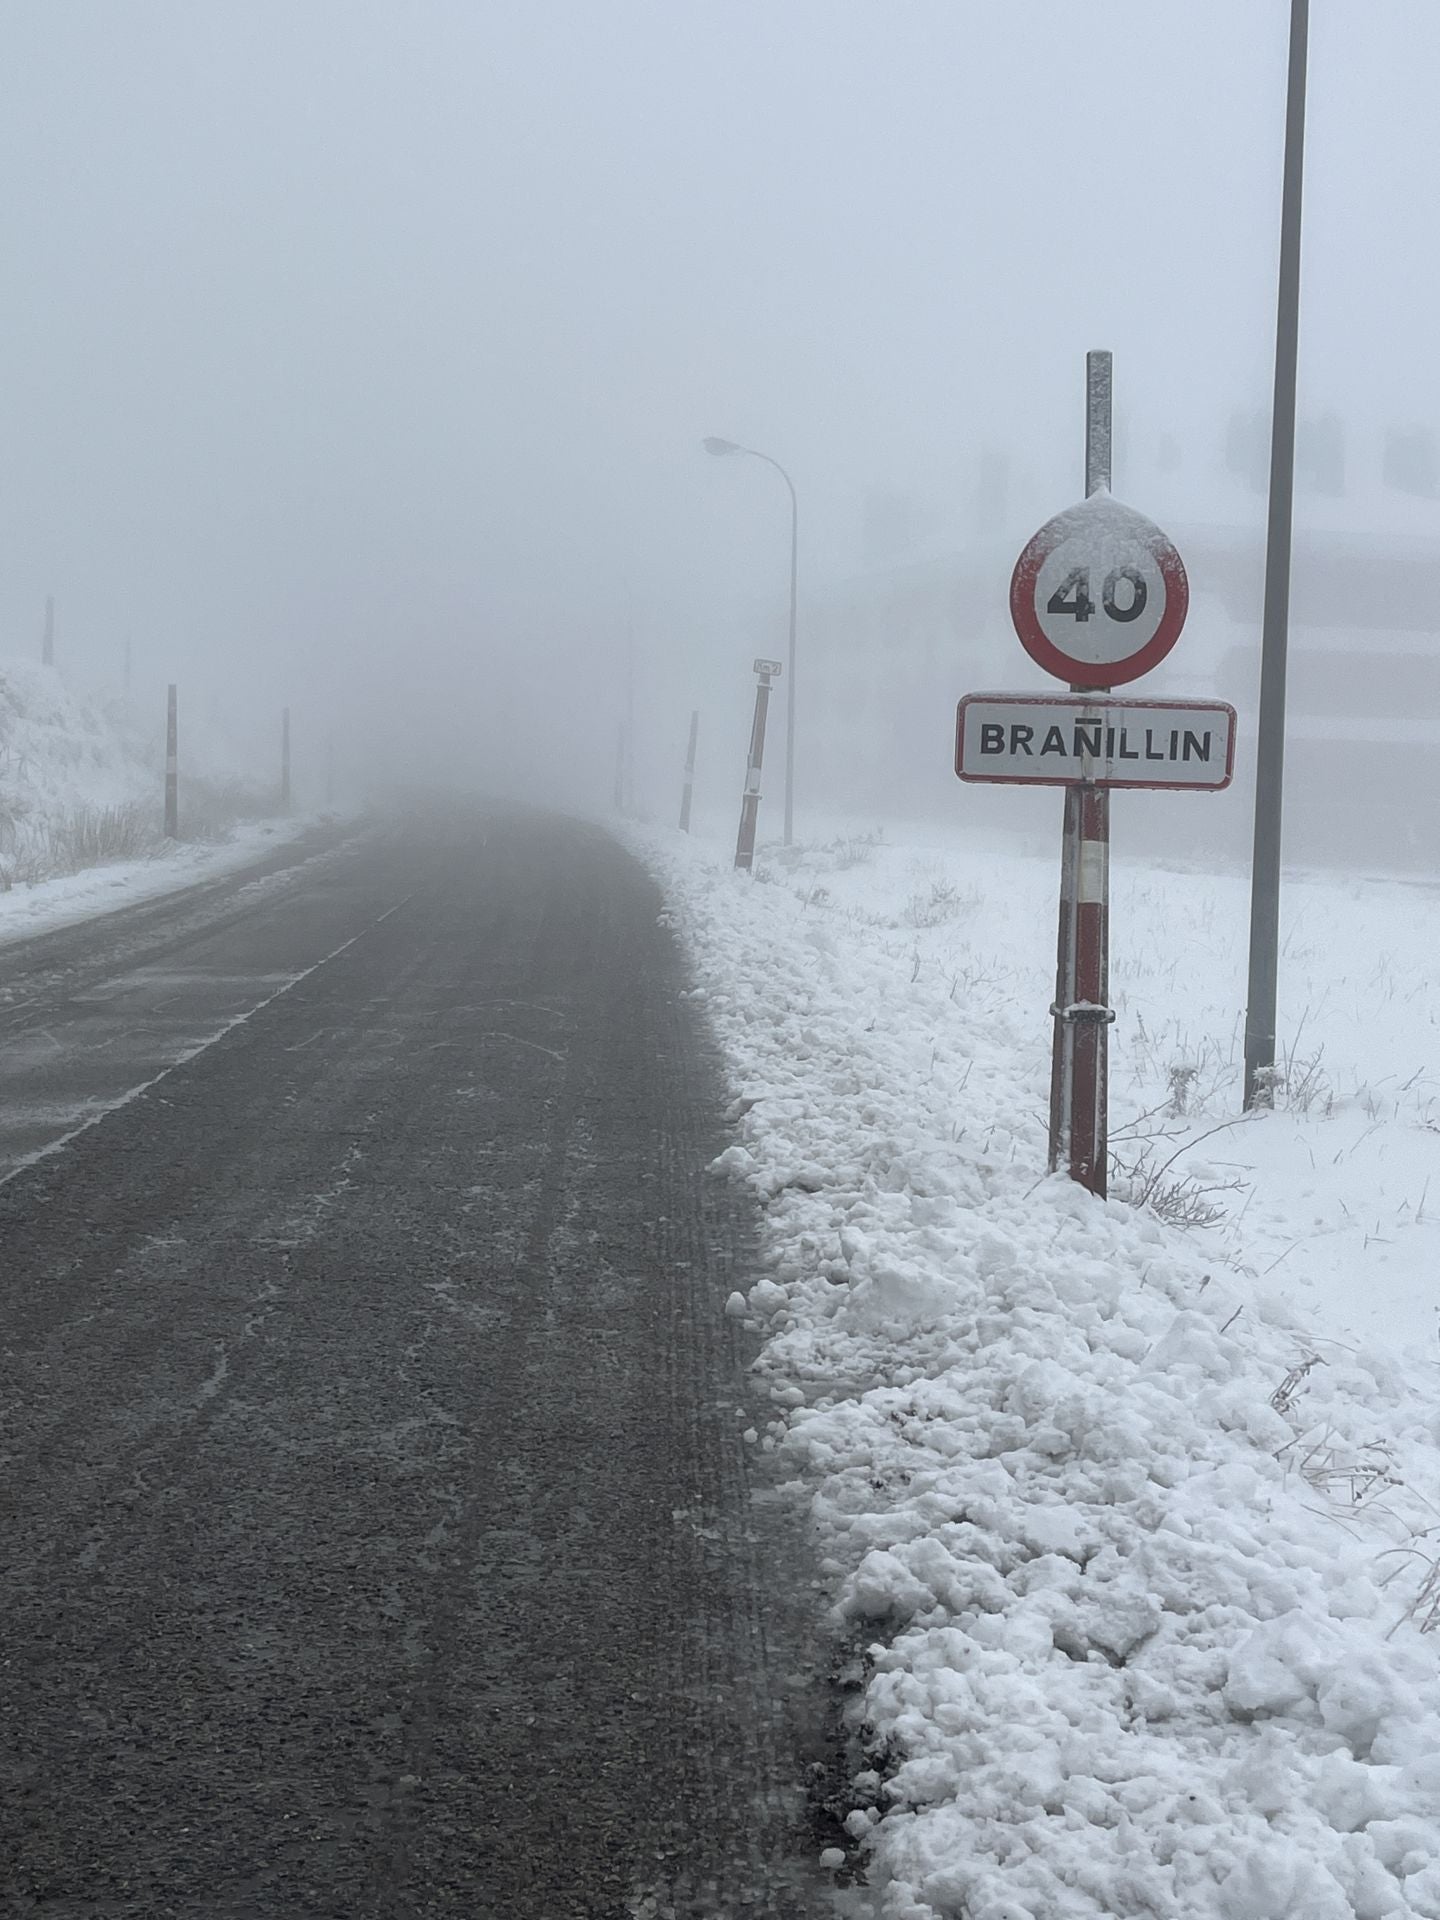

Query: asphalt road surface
[0,811,832,1919]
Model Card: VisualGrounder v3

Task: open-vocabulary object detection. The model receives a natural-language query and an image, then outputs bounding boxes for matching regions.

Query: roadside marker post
[734,660,781,872]
[957,352,1230,1198]
[164,685,179,840]
[679,709,699,833]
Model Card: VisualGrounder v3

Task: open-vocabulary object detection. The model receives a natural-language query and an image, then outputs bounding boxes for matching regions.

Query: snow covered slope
[639,822,1440,1920]
[0,654,278,888]
[0,656,154,876]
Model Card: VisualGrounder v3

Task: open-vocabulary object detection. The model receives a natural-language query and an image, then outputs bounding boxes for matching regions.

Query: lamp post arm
[735,447,797,523]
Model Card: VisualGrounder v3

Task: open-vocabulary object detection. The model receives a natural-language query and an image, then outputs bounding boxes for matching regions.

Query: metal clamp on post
[1050,1001,1117,1025]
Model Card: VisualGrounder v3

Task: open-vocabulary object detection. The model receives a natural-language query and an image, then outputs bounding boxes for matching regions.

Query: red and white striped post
[1049,351,1115,1195]
[735,660,780,871]
[1048,784,1079,1167]
[679,708,699,833]
[1065,781,1111,1189]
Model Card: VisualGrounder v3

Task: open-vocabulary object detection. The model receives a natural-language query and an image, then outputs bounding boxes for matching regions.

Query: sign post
[1057,352,1119,1193]
[957,352,1222,1199]
[735,660,781,872]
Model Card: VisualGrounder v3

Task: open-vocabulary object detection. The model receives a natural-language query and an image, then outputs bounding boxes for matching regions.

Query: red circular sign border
[1009,510,1189,689]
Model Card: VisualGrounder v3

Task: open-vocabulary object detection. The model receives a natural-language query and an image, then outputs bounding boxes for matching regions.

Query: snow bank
[638,823,1440,1920]
[0,653,282,887]
[0,818,334,949]
[0,655,154,861]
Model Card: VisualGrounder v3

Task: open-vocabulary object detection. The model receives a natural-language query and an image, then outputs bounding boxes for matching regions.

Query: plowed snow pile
[639,822,1440,1920]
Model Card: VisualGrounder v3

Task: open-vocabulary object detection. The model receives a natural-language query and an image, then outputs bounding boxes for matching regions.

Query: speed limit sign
[1010,492,1188,688]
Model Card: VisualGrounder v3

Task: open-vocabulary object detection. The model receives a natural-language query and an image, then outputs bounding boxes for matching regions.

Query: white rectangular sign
[956,694,1236,791]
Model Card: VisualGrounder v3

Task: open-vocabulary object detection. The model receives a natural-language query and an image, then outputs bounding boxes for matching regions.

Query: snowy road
[0,811,825,1918]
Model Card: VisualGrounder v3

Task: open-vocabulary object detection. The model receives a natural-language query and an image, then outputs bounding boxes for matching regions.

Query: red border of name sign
[955,693,1237,791]
[1009,511,1189,688]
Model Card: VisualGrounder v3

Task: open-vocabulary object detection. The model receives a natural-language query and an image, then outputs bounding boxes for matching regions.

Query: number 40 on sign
[1009,491,1190,688]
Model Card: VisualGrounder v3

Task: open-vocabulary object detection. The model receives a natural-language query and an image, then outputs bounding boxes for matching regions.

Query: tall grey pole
[1244,0,1309,1109]
[42,596,54,667]
[281,707,292,812]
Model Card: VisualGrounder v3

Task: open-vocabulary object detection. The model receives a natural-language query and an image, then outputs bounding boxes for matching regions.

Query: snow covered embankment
[639,826,1440,1920]
[0,655,309,943]
[0,656,156,884]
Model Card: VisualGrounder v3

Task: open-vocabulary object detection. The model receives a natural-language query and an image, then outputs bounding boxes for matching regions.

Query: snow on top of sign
[1038,487,1178,565]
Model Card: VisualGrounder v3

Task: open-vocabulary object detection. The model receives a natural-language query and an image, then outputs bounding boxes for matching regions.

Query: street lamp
[703,436,799,846]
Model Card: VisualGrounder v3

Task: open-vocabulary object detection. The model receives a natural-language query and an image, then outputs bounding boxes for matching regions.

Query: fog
[3,2,1438,853]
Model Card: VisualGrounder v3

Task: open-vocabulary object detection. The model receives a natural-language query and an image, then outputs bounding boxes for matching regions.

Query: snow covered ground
[635,816,1440,1920]
[0,655,152,834]
[0,816,335,949]
[0,649,331,945]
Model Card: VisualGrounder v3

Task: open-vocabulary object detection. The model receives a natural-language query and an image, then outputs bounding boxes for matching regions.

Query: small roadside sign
[1010,493,1188,688]
[752,657,783,678]
[956,694,1235,790]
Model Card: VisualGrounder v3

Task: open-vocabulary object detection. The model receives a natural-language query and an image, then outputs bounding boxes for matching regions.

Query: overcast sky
[1,3,1436,809]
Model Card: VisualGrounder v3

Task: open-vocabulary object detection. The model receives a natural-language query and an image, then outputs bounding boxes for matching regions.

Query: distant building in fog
[805,423,1440,870]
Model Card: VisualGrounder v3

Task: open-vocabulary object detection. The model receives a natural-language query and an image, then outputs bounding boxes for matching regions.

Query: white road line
[0,894,414,1190]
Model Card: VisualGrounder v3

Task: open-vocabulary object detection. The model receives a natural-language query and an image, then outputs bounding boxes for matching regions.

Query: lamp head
[702,436,742,456]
